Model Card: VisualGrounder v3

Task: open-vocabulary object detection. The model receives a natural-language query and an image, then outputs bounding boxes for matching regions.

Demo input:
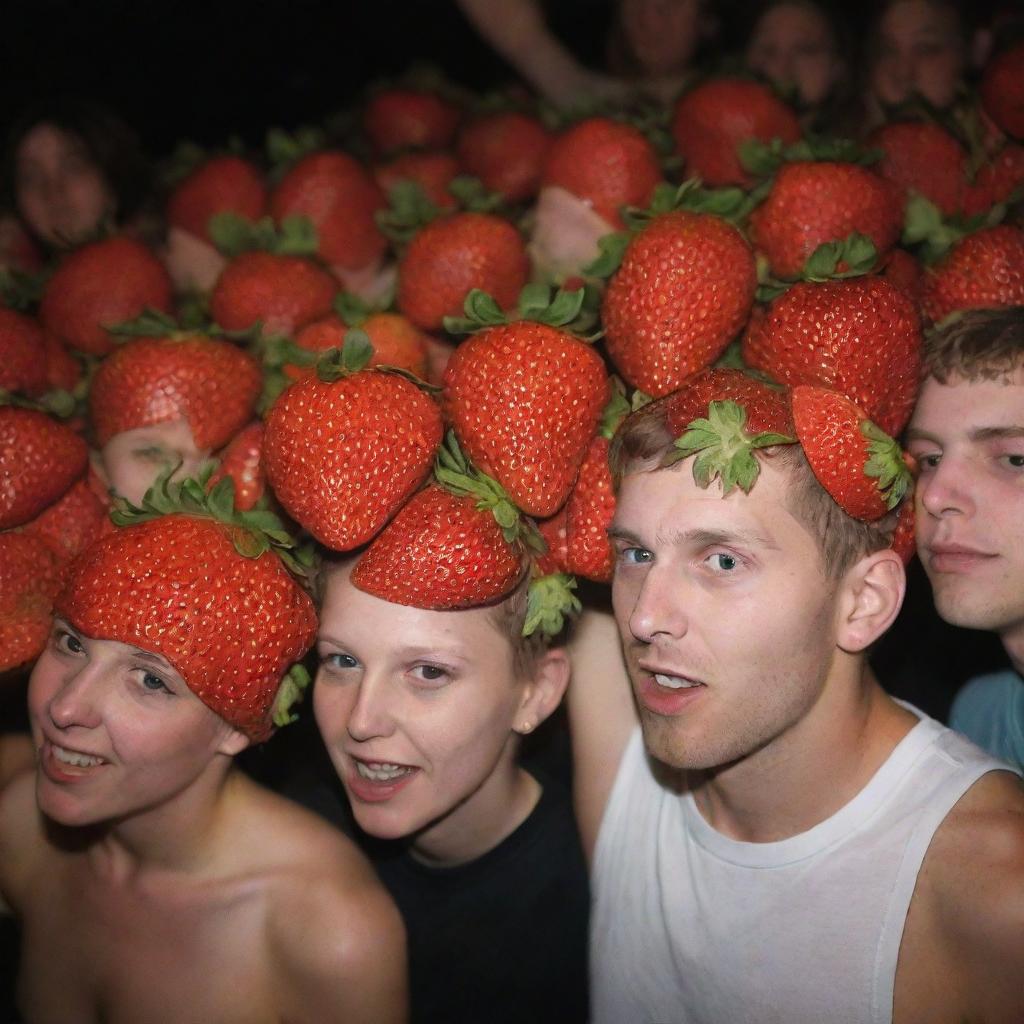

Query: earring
[519,721,534,734]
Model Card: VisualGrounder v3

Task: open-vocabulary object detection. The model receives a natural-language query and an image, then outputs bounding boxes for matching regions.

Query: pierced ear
[217,726,251,758]
[515,648,571,734]
[836,548,905,654]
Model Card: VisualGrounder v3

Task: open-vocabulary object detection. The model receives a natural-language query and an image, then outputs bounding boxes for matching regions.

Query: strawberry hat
[54,471,317,742]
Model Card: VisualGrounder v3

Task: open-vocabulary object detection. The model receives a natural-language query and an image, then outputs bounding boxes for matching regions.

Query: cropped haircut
[922,306,1024,385]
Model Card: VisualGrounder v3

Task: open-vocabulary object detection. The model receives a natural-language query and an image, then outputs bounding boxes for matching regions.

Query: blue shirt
[949,669,1024,770]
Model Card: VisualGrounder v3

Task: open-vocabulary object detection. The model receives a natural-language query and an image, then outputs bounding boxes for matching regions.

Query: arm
[566,607,638,865]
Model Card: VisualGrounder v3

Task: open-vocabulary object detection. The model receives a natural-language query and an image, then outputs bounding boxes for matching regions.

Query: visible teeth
[655,673,701,690]
[52,744,104,768]
[355,761,413,782]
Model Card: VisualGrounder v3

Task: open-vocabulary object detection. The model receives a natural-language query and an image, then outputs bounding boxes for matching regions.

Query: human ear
[515,648,571,735]
[216,726,251,758]
[836,548,905,654]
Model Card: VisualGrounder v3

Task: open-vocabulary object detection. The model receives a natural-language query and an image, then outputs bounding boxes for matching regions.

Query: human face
[97,418,212,505]
[746,3,840,107]
[870,1,964,110]
[28,619,238,828]
[314,567,531,851]
[620,0,702,77]
[610,459,841,771]
[907,372,1024,642]
[15,123,114,248]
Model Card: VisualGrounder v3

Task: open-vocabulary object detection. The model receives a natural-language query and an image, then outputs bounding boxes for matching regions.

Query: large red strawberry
[375,151,460,211]
[39,236,173,357]
[89,335,262,450]
[662,367,792,438]
[541,117,662,228]
[364,88,462,156]
[167,155,268,245]
[263,342,444,550]
[867,121,967,217]
[397,212,529,331]
[269,151,388,271]
[535,504,569,577]
[742,275,922,436]
[457,111,552,203]
[750,162,903,279]
[791,385,912,522]
[0,531,63,673]
[21,474,110,571]
[0,307,49,397]
[879,247,924,310]
[961,145,1024,218]
[980,41,1024,141]
[921,225,1024,324]
[444,319,608,518]
[210,251,337,335]
[602,210,756,396]
[671,78,800,188]
[0,407,88,530]
[564,435,616,582]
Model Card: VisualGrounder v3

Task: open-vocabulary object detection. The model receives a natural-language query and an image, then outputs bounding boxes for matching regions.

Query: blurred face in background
[619,0,703,77]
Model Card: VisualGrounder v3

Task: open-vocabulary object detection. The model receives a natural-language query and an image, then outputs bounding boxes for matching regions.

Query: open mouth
[353,759,417,783]
[653,672,703,690]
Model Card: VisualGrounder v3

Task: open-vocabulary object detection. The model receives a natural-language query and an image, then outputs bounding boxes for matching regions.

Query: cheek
[312,680,356,744]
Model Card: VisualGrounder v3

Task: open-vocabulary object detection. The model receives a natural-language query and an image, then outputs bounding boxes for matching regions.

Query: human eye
[410,663,450,685]
[702,551,743,574]
[137,670,173,695]
[320,651,360,672]
[616,544,654,567]
[53,627,85,656]
[998,452,1024,470]
[907,446,940,473]
[133,445,170,463]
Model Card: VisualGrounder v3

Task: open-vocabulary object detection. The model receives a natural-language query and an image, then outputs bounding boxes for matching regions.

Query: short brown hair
[610,395,898,578]
[922,307,1024,385]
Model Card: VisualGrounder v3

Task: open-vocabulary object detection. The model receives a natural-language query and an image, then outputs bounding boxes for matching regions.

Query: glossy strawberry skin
[352,485,524,610]
[443,321,609,518]
[602,211,757,396]
[750,162,903,279]
[980,41,1024,140]
[39,237,173,357]
[541,117,662,228]
[263,370,443,551]
[375,151,460,211]
[961,145,1024,218]
[890,498,915,566]
[0,531,62,673]
[21,475,110,572]
[0,407,88,530]
[457,112,552,203]
[167,155,268,244]
[671,78,800,188]
[210,251,337,336]
[55,515,317,741]
[89,336,262,449]
[535,505,569,577]
[208,421,266,512]
[0,307,49,397]
[742,275,922,437]
[397,212,529,331]
[565,435,616,583]
[270,151,388,271]
[364,89,462,157]
[921,225,1024,325]
[662,367,793,438]
[290,313,429,381]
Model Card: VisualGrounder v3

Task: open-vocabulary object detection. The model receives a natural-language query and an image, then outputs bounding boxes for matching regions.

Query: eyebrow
[608,525,778,551]
[905,426,1024,443]
[317,636,470,661]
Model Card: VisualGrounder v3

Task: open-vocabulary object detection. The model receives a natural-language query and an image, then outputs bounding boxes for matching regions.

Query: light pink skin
[907,372,1024,674]
[619,0,703,78]
[163,226,227,295]
[528,186,616,284]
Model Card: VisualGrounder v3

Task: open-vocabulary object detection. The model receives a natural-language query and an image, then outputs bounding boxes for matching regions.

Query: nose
[917,456,974,520]
[627,564,688,644]
[47,662,105,732]
[346,674,397,743]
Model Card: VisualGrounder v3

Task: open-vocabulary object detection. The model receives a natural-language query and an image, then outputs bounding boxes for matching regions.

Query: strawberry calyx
[862,419,913,511]
[309,334,440,393]
[264,125,328,181]
[524,572,582,638]
[740,134,881,181]
[159,136,248,188]
[208,211,319,259]
[0,265,48,311]
[442,284,586,336]
[802,232,879,281]
[0,386,76,419]
[902,193,1007,264]
[270,663,312,727]
[109,307,262,346]
[376,180,442,245]
[600,379,631,439]
[662,398,795,493]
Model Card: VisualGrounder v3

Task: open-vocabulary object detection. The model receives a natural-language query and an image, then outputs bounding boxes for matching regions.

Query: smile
[654,673,703,690]
[354,760,416,782]
[51,744,107,768]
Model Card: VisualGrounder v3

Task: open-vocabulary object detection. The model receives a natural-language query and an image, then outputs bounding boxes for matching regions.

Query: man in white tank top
[567,372,1024,1024]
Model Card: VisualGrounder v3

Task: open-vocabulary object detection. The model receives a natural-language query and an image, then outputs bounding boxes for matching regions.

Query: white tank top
[590,708,1016,1024]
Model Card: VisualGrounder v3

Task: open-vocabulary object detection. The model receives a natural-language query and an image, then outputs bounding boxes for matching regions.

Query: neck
[689,660,917,843]
[1000,625,1024,678]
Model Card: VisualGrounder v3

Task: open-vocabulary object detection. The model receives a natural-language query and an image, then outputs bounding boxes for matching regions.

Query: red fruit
[209,421,266,512]
[364,89,462,157]
[980,41,1024,140]
[55,514,317,741]
[565,436,616,583]
[890,496,916,566]
[535,505,569,577]
[166,155,268,245]
[291,313,430,381]
[21,475,109,571]
[89,336,262,450]
[0,307,49,397]
[42,330,81,392]
[541,117,662,228]
[352,485,524,610]
[39,237,173,357]
[662,367,793,438]
[397,212,529,331]
[456,112,552,203]
[0,531,62,673]
[671,78,800,188]
[602,210,757,396]
[743,275,922,436]
[750,162,903,279]
[961,145,1024,218]
[270,151,388,271]
[921,225,1024,325]
[210,251,337,335]
[0,407,88,530]
[375,151,460,211]
[443,321,609,517]
[879,247,924,310]
[263,370,443,551]
[791,385,911,522]
[867,121,967,217]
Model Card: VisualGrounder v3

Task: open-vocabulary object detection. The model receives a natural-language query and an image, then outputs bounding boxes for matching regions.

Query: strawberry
[534,504,569,576]
[0,406,88,530]
[961,144,1024,218]
[0,531,63,673]
[166,155,268,245]
[364,88,462,157]
[662,367,792,438]
[269,151,388,272]
[39,236,173,357]
[210,251,337,335]
[879,247,924,310]
[742,275,922,436]
[263,340,444,551]
[290,312,429,381]
[0,306,49,397]
[921,225,1024,325]
[443,319,609,517]
[89,335,262,450]
[671,78,800,188]
[602,210,756,396]
[790,385,912,522]
[541,117,662,228]
[208,421,266,512]
[55,505,317,741]
[979,41,1024,141]
[564,435,616,582]
[456,111,552,203]
[21,475,110,571]
[890,497,916,566]
[42,330,81,392]
[375,151,460,211]
[397,212,529,331]
[750,162,903,279]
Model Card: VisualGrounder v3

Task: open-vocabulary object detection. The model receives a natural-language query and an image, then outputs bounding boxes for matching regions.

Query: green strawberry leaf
[107,307,182,339]
[739,137,785,178]
[803,241,842,280]
[276,215,319,256]
[861,420,913,510]
[523,573,582,638]
[516,282,553,321]
[341,330,375,372]
[334,291,372,327]
[448,174,504,213]
[600,380,631,438]
[208,210,257,258]
[271,664,312,727]
[583,232,630,279]
[444,289,509,334]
